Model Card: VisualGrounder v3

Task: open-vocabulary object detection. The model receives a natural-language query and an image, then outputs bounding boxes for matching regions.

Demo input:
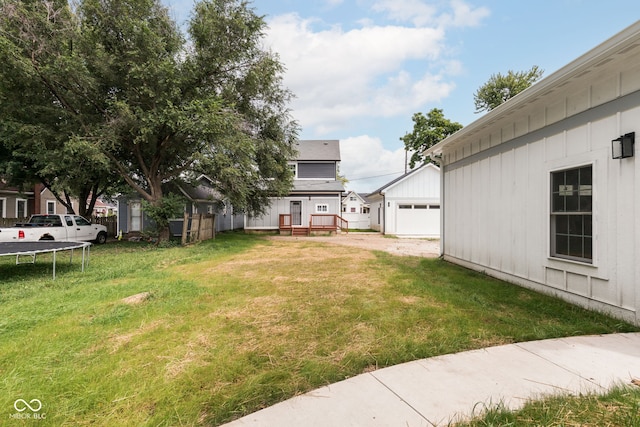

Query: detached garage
[367,163,440,237]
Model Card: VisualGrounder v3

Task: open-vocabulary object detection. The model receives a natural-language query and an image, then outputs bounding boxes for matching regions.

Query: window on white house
[350,207,356,213]
[551,165,593,263]
[349,196,356,201]
[16,199,27,218]
[316,204,328,213]
[46,200,56,215]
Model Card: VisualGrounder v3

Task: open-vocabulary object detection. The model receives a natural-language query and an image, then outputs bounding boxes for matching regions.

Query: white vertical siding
[442,98,640,325]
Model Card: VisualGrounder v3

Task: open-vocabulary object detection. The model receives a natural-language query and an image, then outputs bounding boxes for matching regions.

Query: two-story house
[0,180,33,220]
[245,140,346,235]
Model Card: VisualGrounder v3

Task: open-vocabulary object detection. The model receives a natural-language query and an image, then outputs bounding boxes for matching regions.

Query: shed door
[290,201,302,226]
[130,201,142,232]
[395,204,439,236]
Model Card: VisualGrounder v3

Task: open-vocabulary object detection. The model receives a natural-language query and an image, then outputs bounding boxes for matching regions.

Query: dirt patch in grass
[265,233,440,257]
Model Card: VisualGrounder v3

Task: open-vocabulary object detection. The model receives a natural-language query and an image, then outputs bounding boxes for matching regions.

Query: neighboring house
[117,175,244,236]
[341,191,371,230]
[0,181,34,219]
[245,140,346,234]
[38,185,80,216]
[367,163,440,237]
[425,21,640,326]
[93,199,117,217]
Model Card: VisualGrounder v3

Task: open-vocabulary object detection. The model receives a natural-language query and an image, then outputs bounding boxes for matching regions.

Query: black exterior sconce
[612,132,635,159]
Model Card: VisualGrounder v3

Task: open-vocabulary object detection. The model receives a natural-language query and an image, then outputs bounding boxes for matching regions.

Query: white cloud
[339,135,408,192]
[372,0,438,27]
[259,1,490,138]
[265,13,453,136]
[371,0,489,28]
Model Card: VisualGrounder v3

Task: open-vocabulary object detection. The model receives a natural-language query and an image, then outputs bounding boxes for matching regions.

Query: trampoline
[0,241,91,280]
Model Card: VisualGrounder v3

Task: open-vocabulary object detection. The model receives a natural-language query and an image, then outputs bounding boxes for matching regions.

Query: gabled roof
[173,175,224,203]
[341,190,370,204]
[367,163,439,197]
[295,140,341,161]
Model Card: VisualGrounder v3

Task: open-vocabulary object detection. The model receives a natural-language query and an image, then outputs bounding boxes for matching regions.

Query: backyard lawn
[0,233,637,426]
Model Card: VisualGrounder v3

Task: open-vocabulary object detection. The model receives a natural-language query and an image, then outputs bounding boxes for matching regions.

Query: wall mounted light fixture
[612,132,635,159]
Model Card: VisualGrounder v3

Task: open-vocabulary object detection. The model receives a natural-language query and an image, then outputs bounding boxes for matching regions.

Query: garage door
[395,203,440,236]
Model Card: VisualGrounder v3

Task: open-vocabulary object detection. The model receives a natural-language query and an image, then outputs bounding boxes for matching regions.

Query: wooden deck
[279,214,348,236]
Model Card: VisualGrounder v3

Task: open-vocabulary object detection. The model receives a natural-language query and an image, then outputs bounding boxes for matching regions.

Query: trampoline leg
[53,250,56,280]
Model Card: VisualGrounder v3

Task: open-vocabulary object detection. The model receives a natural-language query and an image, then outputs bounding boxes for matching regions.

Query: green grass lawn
[0,233,637,426]
[457,385,640,426]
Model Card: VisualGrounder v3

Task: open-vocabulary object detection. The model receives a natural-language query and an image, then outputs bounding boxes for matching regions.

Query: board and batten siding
[442,94,640,325]
[245,196,341,229]
[384,167,440,236]
[427,22,640,325]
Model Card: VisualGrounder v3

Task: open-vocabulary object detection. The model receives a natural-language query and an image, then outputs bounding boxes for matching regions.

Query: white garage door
[395,203,440,236]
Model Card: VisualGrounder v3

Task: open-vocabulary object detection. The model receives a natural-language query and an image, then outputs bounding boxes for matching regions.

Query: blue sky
[165,0,640,192]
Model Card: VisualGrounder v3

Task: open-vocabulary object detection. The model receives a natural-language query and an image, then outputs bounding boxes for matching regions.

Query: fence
[92,216,118,237]
[181,213,216,245]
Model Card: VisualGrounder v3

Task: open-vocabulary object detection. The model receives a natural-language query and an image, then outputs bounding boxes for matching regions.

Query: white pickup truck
[0,214,108,244]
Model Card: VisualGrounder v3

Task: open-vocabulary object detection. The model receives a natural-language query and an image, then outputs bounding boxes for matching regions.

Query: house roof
[367,163,439,197]
[425,21,640,158]
[295,140,341,161]
[341,191,371,204]
[173,175,223,202]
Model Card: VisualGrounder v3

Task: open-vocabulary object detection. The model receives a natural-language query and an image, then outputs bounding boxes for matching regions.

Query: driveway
[266,233,440,257]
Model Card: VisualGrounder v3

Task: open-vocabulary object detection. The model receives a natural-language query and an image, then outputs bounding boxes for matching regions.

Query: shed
[425,21,640,326]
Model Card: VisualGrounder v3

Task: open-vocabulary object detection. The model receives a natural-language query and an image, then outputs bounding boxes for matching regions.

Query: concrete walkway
[223,333,640,426]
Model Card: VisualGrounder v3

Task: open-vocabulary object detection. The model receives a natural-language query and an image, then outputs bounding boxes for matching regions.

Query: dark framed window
[550,165,592,263]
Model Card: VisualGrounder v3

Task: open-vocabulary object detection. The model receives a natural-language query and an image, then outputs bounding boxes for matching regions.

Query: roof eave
[425,20,640,158]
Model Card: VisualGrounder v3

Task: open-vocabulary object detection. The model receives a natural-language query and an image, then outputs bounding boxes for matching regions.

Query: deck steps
[291,227,310,236]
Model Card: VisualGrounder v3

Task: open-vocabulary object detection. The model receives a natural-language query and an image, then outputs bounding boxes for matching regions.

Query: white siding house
[425,22,640,326]
[245,140,345,233]
[367,163,440,237]
[341,191,370,229]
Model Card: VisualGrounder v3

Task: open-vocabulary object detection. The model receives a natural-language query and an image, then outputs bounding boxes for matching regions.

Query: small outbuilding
[367,163,440,237]
[425,21,640,326]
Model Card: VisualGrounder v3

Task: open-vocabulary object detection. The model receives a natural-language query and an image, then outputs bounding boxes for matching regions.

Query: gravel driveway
[266,233,440,257]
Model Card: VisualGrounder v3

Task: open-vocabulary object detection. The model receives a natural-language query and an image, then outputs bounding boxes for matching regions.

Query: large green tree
[0,0,298,238]
[401,108,463,169]
[474,65,544,113]
[0,0,122,217]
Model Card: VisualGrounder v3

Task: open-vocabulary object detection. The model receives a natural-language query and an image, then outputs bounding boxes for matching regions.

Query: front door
[290,201,302,226]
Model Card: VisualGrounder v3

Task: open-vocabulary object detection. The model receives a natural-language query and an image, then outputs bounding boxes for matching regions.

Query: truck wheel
[95,231,108,244]
[40,235,54,241]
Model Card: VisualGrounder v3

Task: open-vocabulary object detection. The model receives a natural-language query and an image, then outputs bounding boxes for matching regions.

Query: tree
[473,66,544,113]
[0,0,123,217]
[0,0,298,239]
[400,108,463,169]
